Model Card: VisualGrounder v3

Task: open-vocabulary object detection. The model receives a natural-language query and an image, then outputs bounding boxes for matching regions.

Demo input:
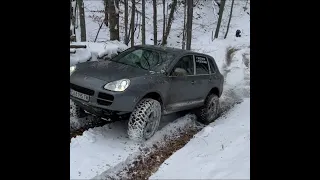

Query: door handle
[191,80,195,84]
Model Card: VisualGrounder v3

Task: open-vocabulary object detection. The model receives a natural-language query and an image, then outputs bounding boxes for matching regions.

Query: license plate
[70,89,90,101]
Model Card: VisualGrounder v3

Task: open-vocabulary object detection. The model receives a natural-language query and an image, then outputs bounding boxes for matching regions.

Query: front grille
[97,92,114,106]
[70,83,94,95]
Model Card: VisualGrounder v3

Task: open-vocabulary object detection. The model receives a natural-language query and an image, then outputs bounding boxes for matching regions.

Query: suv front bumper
[70,77,140,115]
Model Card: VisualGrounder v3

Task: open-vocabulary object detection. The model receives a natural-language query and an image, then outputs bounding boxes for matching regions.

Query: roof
[135,44,202,56]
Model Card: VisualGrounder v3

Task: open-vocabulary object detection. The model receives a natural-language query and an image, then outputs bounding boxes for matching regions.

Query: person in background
[236,29,241,37]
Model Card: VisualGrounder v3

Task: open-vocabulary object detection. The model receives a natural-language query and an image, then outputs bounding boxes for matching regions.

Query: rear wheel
[127,98,162,141]
[196,93,220,124]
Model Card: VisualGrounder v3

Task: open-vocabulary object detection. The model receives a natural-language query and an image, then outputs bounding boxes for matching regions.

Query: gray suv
[70,45,224,141]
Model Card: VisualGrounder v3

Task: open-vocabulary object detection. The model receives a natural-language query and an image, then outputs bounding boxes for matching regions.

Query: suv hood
[73,60,150,82]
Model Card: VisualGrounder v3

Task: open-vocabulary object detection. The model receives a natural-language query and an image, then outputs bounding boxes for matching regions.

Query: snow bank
[70,120,140,179]
[70,114,196,179]
[70,48,92,66]
[93,114,198,180]
[70,41,128,66]
[150,98,250,179]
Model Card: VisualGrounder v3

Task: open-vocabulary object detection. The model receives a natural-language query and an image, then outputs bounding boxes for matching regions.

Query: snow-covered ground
[150,98,250,179]
[71,0,250,179]
[71,113,194,179]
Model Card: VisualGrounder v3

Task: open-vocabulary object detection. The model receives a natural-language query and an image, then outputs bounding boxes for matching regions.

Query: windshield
[109,47,176,72]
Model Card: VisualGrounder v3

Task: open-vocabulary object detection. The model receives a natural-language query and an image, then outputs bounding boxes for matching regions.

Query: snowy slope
[150,98,250,179]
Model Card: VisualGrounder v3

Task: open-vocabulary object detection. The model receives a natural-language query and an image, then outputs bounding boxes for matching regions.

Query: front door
[165,55,200,113]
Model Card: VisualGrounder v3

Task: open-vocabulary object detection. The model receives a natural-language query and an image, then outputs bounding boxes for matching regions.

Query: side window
[171,55,194,76]
[195,55,209,75]
[208,57,216,73]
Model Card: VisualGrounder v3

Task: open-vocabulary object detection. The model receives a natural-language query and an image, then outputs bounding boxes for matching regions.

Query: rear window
[195,55,210,75]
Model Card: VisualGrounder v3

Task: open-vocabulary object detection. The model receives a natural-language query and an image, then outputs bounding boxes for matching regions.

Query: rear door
[207,56,222,91]
[193,55,212,100]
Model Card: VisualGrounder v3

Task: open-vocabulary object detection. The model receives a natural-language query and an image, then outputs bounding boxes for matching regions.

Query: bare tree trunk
[131,0,135,47]
[186,0,193,50]
[117,0,120,40]
[214,0,226,39]
[136,11,140,39]
[70,0,72,37]
[182,0,187,49]
[104,0,109,26]
[162,0,166,42]
[128,16,132,41]
[109,0,120,40]
[162,0,177,46]
[224,0,235,39]
[124,0,129,45]
[153,0,157,45]
[141,0,146,45]
[71,0,77,41]
[77,0,86,41]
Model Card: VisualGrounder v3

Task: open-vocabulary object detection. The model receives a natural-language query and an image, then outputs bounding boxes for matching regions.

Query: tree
[109,0,120,41]
[77,0,86,41]
[161,0,177,46]
[162,0,166,42]
[182,0,187,49]
[186,0,193,50]
[70,0,73,37]
[131,0,135,47]
[103,0,109,26]
[142,0,146,44]
[124,0,129,45]
[214,0,226,38]
[224,0,235,39]
[153,0,157,45]
[70,0,77,41]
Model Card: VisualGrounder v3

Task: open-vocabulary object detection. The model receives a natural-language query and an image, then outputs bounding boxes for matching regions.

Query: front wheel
[196,94,220,124]
[71,101,88,119]
[127,98,162,141]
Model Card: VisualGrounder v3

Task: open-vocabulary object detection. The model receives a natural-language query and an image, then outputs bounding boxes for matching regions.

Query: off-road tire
[196,93,220,124]
[127,98,162,141]
[72,104,88,119]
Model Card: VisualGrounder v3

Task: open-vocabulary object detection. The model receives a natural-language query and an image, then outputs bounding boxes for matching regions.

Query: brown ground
[116,127,201,180]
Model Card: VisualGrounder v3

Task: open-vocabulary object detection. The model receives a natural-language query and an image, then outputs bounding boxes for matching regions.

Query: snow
[70,121,140,179]
[70,114,196,179]
[70,41,128,66]
[150,99,250,179]
[70,48,91,66]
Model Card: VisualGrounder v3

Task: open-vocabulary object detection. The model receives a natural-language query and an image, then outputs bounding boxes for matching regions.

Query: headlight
[104,79,130,92]
[70,65,76,76]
